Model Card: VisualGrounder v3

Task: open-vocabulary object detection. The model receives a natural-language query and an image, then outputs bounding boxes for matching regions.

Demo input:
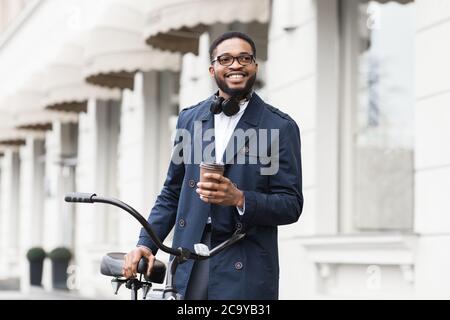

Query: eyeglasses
[211,54,255,67]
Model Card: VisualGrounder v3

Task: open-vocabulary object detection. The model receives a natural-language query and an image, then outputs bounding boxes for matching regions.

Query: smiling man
[210,36,258,100]
[123,31,303,300]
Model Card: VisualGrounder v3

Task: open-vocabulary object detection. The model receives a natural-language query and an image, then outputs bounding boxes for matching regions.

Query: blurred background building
[0,0,448,299]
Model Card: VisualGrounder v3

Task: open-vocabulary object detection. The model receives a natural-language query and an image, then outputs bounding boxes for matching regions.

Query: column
[414,0,450,299]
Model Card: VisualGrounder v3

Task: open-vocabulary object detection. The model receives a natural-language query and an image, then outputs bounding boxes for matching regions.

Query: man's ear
[209,65,215,77]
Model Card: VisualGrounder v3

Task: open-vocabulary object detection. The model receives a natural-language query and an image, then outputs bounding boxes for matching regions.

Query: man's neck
[218,89,250,102]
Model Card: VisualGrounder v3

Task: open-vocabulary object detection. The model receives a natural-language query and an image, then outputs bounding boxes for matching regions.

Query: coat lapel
[221,94,264,165]
[198,99,216,163]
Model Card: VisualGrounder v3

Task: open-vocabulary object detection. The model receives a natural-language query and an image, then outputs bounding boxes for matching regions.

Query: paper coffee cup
[199,162,225,183]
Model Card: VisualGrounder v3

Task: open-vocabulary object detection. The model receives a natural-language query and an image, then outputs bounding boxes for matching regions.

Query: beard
[214,72,257,99]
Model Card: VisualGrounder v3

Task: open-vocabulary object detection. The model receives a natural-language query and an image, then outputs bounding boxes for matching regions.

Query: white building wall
[414,0,450,299]
[0,0,119,294]
[270,0,422,300]
[117,72,157,248]
[18,136,46,293]
[0,0,31,34]
[179,33,214,110]
[0,148,21,280]
[268,0,319,237]
[42,123,68,251]
[74,99,122,298]
[0,0,106,96]
[74,101,102,297]
[266,0,318,299]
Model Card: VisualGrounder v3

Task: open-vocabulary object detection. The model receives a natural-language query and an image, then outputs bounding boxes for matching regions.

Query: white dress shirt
[205,99,249,224]
[214,100,249,164]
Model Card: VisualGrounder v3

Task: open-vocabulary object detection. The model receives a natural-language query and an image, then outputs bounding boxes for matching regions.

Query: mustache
[214,72,257,98]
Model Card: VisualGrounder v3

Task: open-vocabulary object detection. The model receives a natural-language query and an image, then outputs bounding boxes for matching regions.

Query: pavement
[0,278,133,300]
[0,278,19,291]
[0,288,91,300]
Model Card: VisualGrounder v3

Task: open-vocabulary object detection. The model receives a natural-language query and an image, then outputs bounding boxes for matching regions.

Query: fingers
[197,187,226,201]
[130,256,140,278]
[202,173,222,182]
[197,181,220,191]
[139,247,155,277]
[199,196,220,204]
[197,174,238,205]
[122,249,144,279]
[197,182,230,192]
[202,173,230,184]
[122,254,129,278]
[122,253,134,278]
[196,188,224,198]
[146,255,155,277]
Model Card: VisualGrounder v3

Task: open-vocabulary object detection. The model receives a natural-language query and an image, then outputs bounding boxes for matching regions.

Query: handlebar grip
[64,193,97,203]
[100,253,166,284]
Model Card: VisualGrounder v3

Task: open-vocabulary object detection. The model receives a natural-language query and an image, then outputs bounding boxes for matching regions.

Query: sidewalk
[0,288,91,300]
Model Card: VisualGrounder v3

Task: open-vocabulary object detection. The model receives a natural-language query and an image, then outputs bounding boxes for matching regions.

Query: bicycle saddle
[100,252,166,284]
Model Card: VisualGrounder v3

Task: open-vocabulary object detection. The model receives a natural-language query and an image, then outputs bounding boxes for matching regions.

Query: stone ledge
[297,233,418,266]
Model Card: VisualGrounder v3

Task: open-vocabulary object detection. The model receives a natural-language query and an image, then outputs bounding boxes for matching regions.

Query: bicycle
[64,192,245,300]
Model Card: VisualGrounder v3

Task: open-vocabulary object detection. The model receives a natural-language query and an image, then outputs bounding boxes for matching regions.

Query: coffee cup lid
[200,162,225,170]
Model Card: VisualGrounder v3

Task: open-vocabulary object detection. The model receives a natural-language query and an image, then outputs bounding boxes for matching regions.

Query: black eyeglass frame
[211,54,256,67]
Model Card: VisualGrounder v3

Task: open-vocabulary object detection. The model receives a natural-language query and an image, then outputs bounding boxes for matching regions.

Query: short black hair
[209,31,256,61]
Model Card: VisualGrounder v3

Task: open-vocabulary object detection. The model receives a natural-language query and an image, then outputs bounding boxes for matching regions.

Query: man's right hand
[122,246,155,279]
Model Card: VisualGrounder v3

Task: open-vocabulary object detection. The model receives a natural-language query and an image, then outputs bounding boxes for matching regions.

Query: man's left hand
[196,173,245,208]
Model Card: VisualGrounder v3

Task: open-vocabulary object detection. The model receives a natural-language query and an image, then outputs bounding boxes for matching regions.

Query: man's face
[209,38,258,98]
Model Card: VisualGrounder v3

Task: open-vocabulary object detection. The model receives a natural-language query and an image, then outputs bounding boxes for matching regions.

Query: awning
[0,145,7,156]
[84,0,181,90]
[0,131,26,146]
[43,43,121,113]
[144,0,270,55]
[5,73,79,131]
[376,0,413,3]
[0,112,26,146]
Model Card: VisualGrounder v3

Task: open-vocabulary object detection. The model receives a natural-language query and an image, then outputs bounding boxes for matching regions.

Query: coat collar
[198,93,264,164]
[199,93,264,127]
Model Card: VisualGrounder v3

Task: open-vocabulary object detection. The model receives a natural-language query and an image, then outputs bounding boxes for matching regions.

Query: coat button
[235,222,243,231]
[188,180,196,188]
[234,262,243,270]
[179,219,186,228]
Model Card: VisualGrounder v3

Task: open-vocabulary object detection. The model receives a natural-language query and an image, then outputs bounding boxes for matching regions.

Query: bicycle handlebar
[65,192,245,260]
[65,192,183,257]
[64,192,96,203]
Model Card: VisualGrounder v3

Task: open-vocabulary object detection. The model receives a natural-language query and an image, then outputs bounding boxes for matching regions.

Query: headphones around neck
[210,91,252,117]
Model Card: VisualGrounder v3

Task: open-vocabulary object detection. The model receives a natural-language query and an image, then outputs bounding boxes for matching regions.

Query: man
[123,31,303,300]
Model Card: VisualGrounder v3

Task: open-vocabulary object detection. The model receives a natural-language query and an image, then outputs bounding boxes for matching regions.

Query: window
[340,0,415,232]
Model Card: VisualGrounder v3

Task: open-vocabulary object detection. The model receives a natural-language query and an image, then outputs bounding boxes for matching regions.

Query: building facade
[0,0,449,299]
